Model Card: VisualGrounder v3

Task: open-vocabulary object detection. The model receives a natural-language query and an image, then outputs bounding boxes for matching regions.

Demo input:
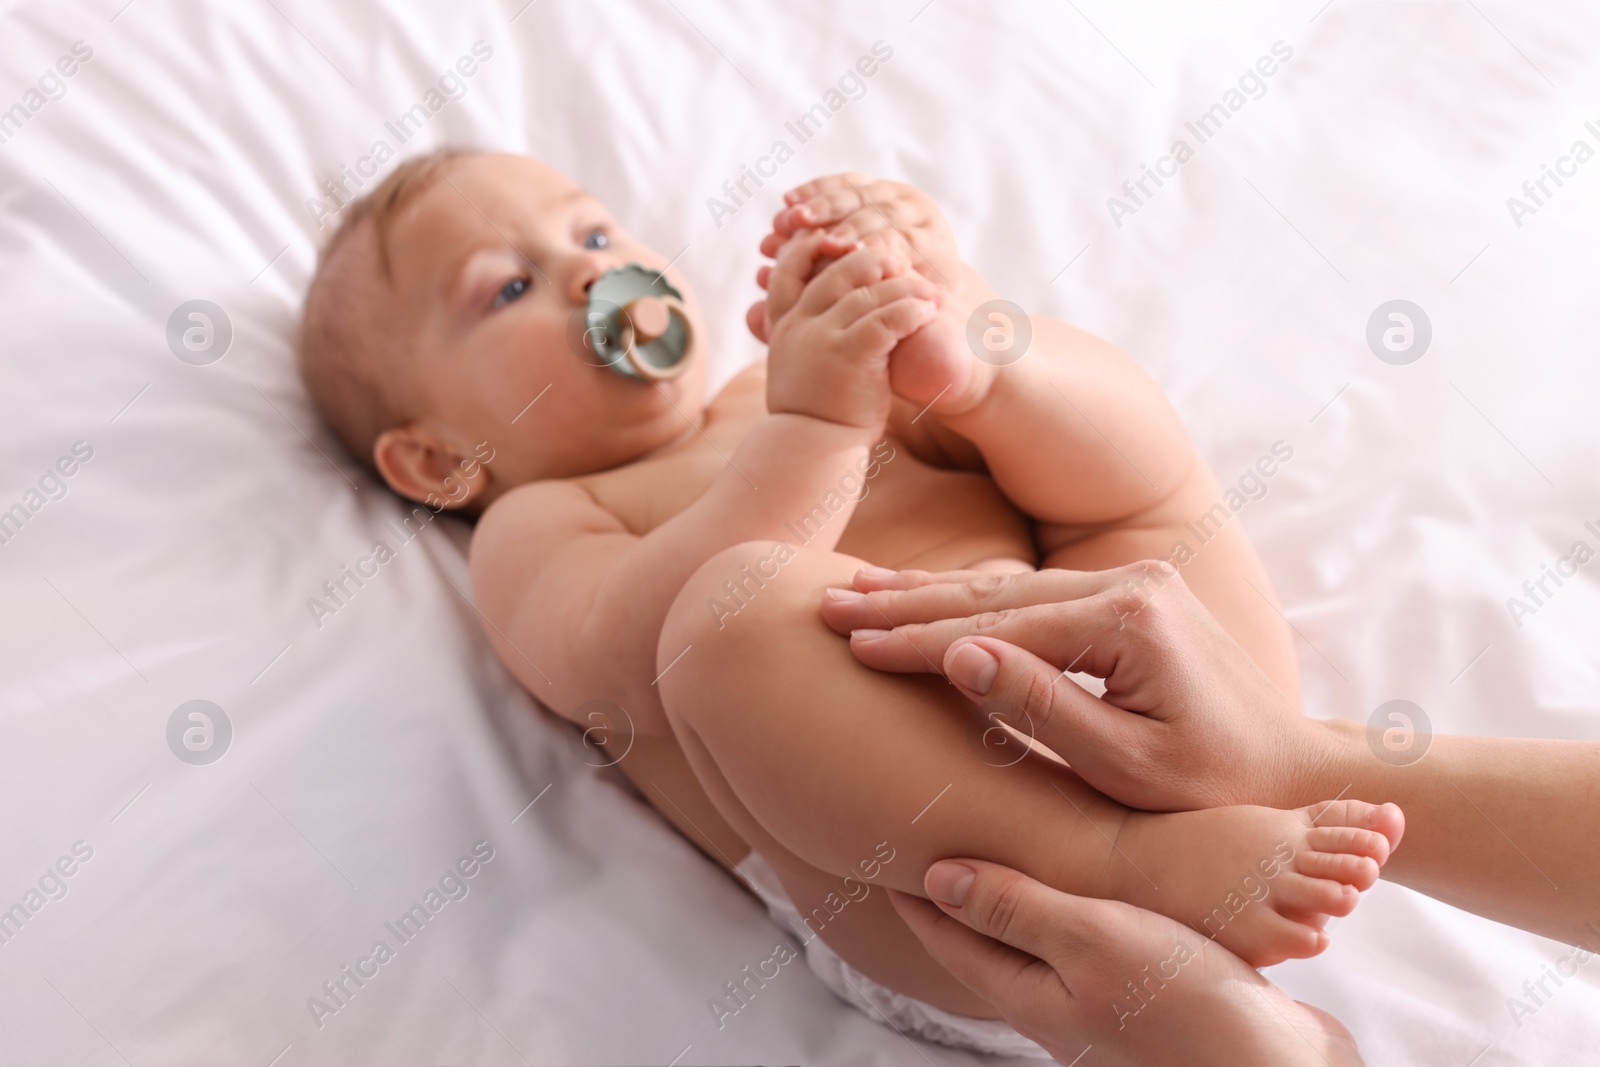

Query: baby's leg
[1040,464,1302,703]
[657,543,1401,982]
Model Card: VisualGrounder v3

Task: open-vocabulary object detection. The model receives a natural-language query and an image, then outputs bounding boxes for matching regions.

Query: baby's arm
[471,247,938,735]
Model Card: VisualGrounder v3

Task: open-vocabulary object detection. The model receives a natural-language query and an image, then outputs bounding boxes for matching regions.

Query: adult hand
[889,859,1364,1067]
[820,562,1332,811]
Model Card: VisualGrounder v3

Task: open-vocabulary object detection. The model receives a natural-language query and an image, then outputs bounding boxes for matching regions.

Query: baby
[297,149,1403,1055]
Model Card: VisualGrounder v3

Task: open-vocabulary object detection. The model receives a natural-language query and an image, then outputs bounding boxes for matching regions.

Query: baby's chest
[835,440,1036,571]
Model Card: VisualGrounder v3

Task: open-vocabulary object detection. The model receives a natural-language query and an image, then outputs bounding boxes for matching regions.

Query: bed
[1,0,1596,1063]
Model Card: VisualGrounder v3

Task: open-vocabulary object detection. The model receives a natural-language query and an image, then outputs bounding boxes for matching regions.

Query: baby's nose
[569,255,620,303]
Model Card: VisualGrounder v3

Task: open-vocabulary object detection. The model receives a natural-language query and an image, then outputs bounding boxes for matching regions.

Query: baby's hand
[757,173,1000,416]
[747,227,865,344]
[765,239,941,433]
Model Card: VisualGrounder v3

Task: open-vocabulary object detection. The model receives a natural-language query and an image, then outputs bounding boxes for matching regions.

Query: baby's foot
[1105,800,1404,967]
[885,278,995,414]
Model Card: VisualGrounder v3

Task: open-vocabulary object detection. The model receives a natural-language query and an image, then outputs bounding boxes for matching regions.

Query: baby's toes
[1297,847,1382,892]
[1303,799,1406,849]
[1240,910,1328,966]
[1305,824,1392,868]
[1273,872,1360,919]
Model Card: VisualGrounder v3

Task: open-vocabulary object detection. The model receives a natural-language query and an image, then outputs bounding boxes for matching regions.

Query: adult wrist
[1278,717,1366,809]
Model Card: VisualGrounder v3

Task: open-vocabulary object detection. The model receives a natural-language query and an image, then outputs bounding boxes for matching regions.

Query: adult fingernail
[856,565,896,582]
[851,629,890,643]
[947,643,999,695]
[824,587,865,604]
[926,862,976,908]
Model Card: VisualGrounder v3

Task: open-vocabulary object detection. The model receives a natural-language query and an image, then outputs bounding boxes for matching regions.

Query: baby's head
[298,150,707,511]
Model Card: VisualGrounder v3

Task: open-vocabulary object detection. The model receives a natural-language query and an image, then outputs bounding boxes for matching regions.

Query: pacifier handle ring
[620,298,693,381]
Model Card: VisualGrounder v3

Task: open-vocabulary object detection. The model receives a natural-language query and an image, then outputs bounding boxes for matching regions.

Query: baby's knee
[659,540,847,671]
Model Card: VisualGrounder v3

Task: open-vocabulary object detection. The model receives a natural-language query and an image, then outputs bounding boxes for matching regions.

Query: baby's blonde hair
[296,147,475,472]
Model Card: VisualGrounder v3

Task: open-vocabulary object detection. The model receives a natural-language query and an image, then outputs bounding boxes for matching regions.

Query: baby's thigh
[657,541,1002,1017]
[657,542,987,865]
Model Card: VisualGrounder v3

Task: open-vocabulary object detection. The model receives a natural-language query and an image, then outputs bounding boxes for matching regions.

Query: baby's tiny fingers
[773,202,822,237]
[838,297,939,359]
[833,218,913,262]
[792,246,881,312]
[745,299,770,344]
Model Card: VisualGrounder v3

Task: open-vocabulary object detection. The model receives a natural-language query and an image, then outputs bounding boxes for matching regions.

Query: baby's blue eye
[583,230,609,250]
[494,277,529,307]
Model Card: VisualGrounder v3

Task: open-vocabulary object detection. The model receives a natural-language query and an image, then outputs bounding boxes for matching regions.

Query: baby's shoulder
[471,478,616,568]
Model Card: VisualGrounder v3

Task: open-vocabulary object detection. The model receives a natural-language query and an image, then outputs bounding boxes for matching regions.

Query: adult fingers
[887,886,1072,1039]
[851,566,996,591]
[943,635,1146,759]
[841,599,1117,676]
[821,567,1113,634]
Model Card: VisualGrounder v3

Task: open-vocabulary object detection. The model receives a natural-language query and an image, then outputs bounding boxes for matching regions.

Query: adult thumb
[943,636,1118,762]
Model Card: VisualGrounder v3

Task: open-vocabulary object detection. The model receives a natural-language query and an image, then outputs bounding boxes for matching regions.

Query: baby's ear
[372,424,489,510]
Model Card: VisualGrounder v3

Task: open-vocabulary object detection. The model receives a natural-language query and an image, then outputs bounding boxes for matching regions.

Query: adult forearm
[1297,720,1600,945]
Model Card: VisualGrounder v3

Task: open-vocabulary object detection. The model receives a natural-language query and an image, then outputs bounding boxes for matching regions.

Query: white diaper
[734,850,1053,1059]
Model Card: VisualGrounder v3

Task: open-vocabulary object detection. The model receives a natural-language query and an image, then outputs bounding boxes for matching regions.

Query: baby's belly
[833,440,1036,572]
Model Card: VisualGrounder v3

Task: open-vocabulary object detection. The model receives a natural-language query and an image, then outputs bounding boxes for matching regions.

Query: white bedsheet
[1,1,1597,1064]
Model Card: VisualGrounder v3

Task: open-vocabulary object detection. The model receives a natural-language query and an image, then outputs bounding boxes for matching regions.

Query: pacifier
[575,264,694,380]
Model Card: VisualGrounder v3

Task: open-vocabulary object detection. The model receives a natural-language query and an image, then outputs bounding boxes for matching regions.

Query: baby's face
[384,154,707,494]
